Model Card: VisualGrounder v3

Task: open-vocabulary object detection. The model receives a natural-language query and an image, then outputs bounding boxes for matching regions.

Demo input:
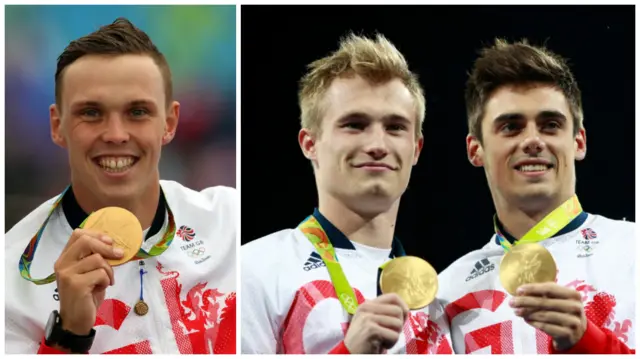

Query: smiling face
[466,84,586,210]
[299,75,423,214]
[50,54,179,205]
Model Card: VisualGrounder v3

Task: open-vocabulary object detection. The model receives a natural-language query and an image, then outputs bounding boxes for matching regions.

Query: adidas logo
[303,252,326,271]
[465,258,495,282]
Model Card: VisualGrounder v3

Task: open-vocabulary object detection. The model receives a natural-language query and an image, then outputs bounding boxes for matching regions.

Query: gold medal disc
[379,256,438,310]
[499,243,557,296]
[83,207,143,267]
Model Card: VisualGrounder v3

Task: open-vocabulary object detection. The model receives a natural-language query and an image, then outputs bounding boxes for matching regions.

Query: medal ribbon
[495,194,583,252]
[19,186,176,285]
[298,214,404,314]
[299,215,359,314]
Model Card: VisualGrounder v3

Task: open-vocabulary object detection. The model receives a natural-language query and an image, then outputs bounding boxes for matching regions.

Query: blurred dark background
[241,5,635,273]
[6,5,237,229]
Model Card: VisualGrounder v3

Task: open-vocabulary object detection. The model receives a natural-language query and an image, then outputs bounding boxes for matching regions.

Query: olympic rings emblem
[340,293,357,313]
[188,247,206,258]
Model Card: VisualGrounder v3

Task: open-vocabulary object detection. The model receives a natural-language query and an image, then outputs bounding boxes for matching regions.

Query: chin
[512,187,560,208]
[94,181,140,201]
[356,187,399,212]
[360,182,394,197]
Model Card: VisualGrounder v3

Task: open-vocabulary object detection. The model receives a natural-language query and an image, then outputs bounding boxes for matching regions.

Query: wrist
[45,310,95,353]
[551,319,605,354]
[60,323,92,337]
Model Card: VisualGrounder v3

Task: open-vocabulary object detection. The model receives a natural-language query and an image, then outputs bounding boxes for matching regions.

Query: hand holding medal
[343,257,438,354]
[20,186,178,326]
[53,207,143,336]
[343,293,409,354]
[498,195,589,350]
[299,215,439,353]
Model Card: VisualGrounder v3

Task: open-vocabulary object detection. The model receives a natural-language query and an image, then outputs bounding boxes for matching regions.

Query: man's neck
[318,193,399,249]
[71,181,161,230]
[495,192,575,240]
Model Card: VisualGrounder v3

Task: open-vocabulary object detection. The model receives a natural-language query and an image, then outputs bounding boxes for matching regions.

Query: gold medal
[83,207,143,266]
[379,256,438,309]
[134,300,149,316]
[499,243,557,296]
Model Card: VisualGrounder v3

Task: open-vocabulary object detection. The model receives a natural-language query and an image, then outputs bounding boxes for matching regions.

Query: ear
[466,134,484,167]
[574,127,587,161]
[298,128,317,161]
[162,101,180,145]
[50,104,67,148]
[412,136,424,166]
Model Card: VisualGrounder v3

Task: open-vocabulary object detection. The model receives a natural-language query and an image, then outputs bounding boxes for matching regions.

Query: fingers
[517,283,582,301]
[510,296,582,316]
[374,325,402,350]
[72,253,116,286]
[524,319,573,338]
[372,293,410,321]
[80,268,111,291]
[57,267,111,296]
[367,313,405,333]
[357,313,402,350]
[516,310,583,330]
[63,229,112,252]
[358,302,404,321]
[344,294,409,353]
[62,233,124,264]
[55,230,121,288]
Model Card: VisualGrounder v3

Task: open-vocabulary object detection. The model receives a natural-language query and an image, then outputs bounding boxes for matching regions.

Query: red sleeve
[550,320,635,354]
[328,340,350,354]
[37,338,88,354]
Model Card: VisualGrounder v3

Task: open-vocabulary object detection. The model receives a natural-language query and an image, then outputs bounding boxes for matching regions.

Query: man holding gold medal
[5,19,237,354]
[241,33,453,354]
[438,39,635,354]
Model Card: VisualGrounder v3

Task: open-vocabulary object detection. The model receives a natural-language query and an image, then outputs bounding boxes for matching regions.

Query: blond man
[241,33,452,354]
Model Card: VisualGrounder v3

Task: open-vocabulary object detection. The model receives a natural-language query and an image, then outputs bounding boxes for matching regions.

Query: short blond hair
[298,33,425,137]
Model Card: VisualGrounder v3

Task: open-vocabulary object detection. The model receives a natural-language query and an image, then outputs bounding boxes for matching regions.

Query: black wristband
[44,310,96,353]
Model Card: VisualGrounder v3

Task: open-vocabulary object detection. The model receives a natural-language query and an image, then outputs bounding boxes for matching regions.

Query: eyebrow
[337,111,411,124]
[128,99,157,108]
[70,99,157,109]
[493,110,568,124]
[70,100,101,109]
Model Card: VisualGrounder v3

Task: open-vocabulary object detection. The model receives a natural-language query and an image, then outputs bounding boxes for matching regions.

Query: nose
[520,125,546,155]
[363,125,389,160]
[101,115,130,144]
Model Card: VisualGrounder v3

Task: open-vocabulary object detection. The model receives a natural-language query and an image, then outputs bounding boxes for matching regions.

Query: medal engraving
[499,243,557,295]
[83,207,143,266]
[379,256,438,309]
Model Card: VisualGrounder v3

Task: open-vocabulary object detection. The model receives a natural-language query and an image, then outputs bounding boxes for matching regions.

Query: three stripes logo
[303,252,326,271]
[465,258,495,282]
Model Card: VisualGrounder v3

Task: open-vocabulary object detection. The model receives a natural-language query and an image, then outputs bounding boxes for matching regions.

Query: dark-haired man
[438,39,634,354]
[6,18,237,354]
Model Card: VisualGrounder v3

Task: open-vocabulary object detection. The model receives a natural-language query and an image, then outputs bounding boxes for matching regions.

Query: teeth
[97,157,135,172]
[518,164,548,172]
